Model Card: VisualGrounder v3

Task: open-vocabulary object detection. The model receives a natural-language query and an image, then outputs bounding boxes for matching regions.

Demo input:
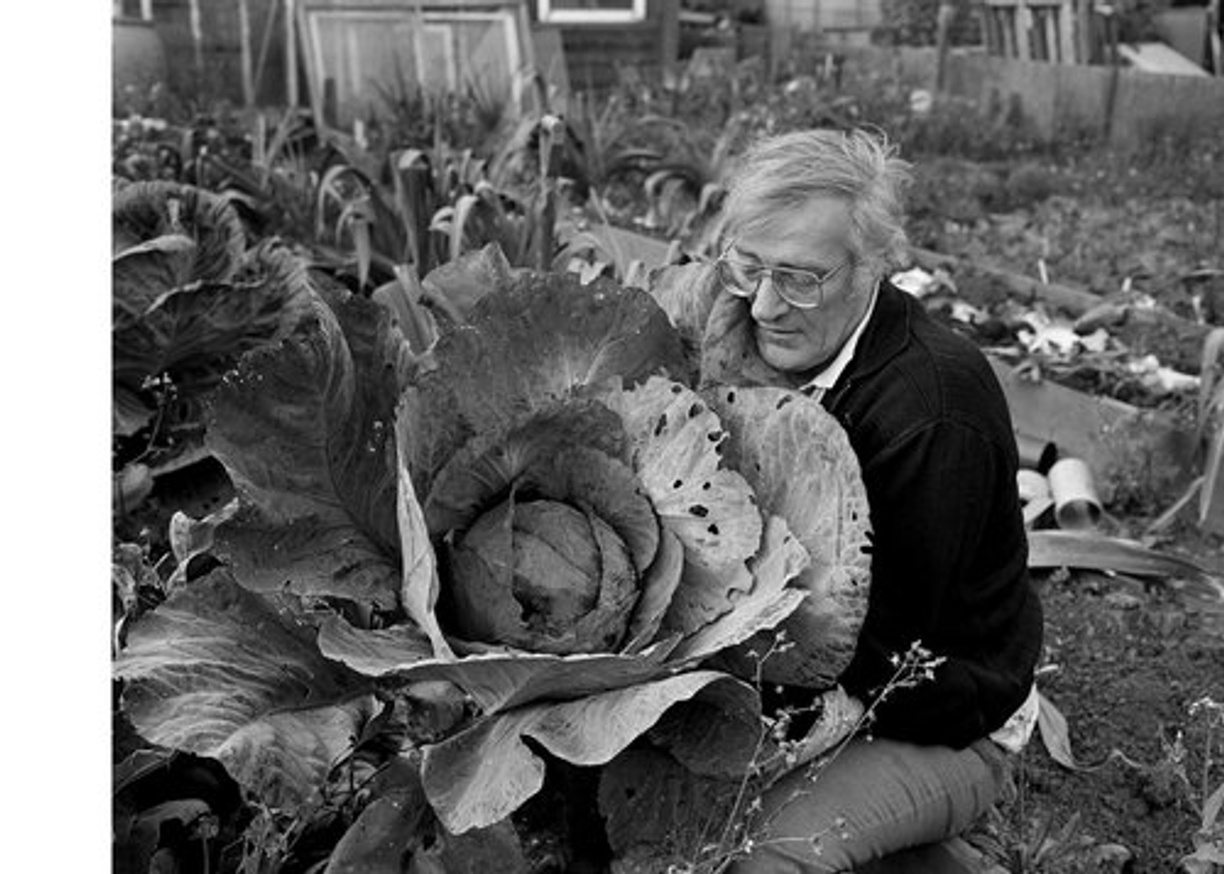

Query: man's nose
[750,273,789,322]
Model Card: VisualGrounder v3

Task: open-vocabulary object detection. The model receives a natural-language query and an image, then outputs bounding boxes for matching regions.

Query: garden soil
[910,156,1224,873]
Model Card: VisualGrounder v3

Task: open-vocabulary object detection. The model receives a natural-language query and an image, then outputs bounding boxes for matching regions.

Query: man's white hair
[720,128,913,274]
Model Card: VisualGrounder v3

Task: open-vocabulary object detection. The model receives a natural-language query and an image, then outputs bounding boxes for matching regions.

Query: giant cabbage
[117,260,872,845]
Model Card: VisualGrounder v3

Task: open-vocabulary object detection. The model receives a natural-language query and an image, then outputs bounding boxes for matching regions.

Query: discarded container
[1048,457,1102,530]
[1017,469,1054,527]
[1016,469,1051,503]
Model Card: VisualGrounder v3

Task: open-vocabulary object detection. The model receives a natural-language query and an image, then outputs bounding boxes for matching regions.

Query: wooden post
[1016,0,1033,59]
[1058,0,1076,63]
[515,1,536,115]
[660,0,679,83]
[935,0,954,90]
[411,1,426,94]
[1075,0,1092,63]
[189,0,204,80]
[286,0,299,107]
[1209,0,1222,74]
[253,0,280,102]
[238,0,255,106]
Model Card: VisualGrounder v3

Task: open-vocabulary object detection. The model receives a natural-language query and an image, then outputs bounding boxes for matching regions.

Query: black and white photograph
[104,0,1224,871]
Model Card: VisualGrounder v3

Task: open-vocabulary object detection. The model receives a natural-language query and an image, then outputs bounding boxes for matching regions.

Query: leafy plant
[115,259,874,868]
[1182,697,1224,873]
[196,108,322,245]
[112,180,311,484]
[313,140,467,287]
[640,113,750,246]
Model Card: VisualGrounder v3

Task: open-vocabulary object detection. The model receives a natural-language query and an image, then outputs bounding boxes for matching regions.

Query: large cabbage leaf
[419,671,759,833]
[420,242,517,320]
[598,748,745,872]
[113,243,314,403]
[646,260,721,354]
[599,377,764,633]
[202,289,411,607]
[115,569,377,808]
[397,270,690,498]
[316,614,433,673]
[702,386,873,687]
[697,289,785,389]
[325,641,676,714]
[667,514,810,664]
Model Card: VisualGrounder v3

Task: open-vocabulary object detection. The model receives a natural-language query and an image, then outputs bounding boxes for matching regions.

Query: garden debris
[1125,354,1201,395]
[1046,458,1103,531]
[1089,842,1135,873]
[1017,310,1109,359]
[890,265,955,299]
[1027,530,1223,602]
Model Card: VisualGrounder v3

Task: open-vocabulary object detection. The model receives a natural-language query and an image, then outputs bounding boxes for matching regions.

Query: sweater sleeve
[836,417,1034,749]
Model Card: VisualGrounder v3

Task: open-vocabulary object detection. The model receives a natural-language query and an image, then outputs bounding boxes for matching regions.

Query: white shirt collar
[799,280,880,396]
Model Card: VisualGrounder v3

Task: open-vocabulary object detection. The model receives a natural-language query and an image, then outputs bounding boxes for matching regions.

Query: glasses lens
[774,271,824,307]
[716,258,760,297]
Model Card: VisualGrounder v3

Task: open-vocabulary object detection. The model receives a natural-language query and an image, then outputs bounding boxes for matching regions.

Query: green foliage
[115,253,875,864]
[111,180,313,482]
[1181,697,1224,873]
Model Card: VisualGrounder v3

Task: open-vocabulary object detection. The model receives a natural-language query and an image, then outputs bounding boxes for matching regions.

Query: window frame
[537,0,646,25]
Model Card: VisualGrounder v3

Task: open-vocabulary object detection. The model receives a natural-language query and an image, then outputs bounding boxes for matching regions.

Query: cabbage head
[313,268,874,833]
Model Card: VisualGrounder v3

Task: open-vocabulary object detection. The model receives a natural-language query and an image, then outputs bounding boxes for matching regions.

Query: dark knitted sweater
[817,280,1043,749]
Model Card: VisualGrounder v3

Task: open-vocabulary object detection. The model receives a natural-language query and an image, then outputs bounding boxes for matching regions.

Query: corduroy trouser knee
[727,736,1008,873]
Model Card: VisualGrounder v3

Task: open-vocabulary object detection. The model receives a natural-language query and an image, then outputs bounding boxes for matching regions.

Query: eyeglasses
[714,244,851,310]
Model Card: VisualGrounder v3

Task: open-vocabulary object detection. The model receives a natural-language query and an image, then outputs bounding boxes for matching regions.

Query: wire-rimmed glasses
[714,243,851,310]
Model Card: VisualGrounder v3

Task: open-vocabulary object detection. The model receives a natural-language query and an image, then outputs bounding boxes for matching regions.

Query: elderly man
[696,128,1044,872]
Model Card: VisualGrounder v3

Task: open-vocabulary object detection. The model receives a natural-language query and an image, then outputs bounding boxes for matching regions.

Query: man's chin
[757,336,816,373]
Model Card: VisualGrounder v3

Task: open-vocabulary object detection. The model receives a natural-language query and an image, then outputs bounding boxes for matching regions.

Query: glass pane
[449,17,512,99]
[311,13,421,122]
[307,11,517,125]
